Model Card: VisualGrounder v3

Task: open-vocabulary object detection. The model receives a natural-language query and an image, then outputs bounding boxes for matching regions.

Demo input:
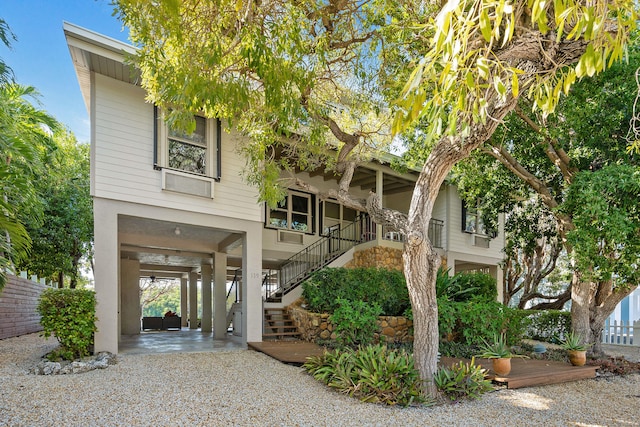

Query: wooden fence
[601,318,638,346]
[0,274,49,340]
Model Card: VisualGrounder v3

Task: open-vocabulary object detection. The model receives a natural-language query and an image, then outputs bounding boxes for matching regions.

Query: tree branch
[514,105,576,182]
[481,143,560,209]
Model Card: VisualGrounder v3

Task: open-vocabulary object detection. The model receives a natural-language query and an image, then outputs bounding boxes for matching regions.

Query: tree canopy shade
[115,0,638,396]
[454,50,640,353]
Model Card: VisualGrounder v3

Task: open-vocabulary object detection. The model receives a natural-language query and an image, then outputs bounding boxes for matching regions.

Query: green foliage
[0,84,58,290]
[304,344,428,406]
[525,310,571,344]
[434,358,493,401]
[437,269,497,302]
[562,165,640,287]
[394,0,637,136]
[438,298,529,348]
[330,298,382,347]
[37,288,97,360]
[302,267,409,316]
[15,129,93,287]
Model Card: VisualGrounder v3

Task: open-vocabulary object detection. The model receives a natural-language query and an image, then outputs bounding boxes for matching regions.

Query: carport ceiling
[118,215,243,276]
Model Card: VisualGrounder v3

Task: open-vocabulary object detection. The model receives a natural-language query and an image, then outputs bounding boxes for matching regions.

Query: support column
[376,169,383,239]
[93,198,119,354]
[189,270,199,329]
[201,263,213,332]
[180,276,188,327]
[243,223,263,342]
[120,259,141,335]
[214,252,228,339]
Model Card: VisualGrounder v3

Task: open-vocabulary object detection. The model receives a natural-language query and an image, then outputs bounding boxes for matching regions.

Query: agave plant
[477,333,526,359]
[561,332,591,351]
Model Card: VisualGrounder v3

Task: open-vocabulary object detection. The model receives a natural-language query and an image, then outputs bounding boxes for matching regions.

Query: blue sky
[2,1,130,142]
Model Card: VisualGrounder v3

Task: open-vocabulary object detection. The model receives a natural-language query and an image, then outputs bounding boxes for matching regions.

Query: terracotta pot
[492,358,511,376]
[568,350,587,366]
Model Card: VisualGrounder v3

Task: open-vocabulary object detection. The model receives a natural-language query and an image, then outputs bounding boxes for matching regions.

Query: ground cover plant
[434,358,493,402]
[304,344,427,406]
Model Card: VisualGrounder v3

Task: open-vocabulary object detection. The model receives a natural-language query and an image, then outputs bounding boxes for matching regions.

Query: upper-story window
[462,200,487,235]
[155,109,221,180]
[266,190,314,233]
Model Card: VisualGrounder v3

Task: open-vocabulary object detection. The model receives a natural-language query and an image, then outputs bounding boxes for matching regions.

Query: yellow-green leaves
[394,0,637,138]
[479,7,492,42]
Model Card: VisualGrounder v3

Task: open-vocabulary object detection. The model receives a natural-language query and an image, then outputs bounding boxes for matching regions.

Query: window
[462,200,487,235]
[321,200,357,234]
[155,109,221,180]
[266,191,314,233]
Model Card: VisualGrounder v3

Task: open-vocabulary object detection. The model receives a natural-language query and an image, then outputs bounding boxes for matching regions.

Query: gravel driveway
[1,334,638,426]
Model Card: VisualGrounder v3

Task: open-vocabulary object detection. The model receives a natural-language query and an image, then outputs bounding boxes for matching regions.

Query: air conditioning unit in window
[162,169,214,199]
[278,230,304,244]
[471,234,490,248]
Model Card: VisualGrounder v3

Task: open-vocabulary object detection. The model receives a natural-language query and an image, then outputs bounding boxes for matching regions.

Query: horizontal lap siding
[92,74,260,222]
[0,275,47,339]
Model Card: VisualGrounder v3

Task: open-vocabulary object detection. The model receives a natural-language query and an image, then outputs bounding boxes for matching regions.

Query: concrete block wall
[0,274,47,340]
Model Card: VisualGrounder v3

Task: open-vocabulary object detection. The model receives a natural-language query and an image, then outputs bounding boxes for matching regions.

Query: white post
[189,270,199,329]
[214,252,228,339]
[201,264,213,332]
[180,276,188,327]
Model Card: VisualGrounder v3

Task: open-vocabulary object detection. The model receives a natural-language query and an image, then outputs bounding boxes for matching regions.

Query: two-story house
[65,23,505,354]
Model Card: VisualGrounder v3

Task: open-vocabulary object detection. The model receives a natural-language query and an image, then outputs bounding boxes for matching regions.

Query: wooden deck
[441,357,599,389]
[248,340,327,364]
[249,341,599,389]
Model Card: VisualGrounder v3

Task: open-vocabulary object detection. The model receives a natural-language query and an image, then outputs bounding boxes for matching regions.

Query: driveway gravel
[1,333,638,426]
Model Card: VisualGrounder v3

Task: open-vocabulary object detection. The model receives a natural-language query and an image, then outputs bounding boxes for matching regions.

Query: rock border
[30,352,117,375]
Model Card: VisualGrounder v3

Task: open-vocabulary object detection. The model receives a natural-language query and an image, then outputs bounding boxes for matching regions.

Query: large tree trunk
[403,240,440,396]
[570,271,637,356]
[403,108,515,395]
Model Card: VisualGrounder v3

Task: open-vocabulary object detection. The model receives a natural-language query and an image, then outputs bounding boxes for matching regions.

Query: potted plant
[477,333,526,376]
[561,332,591,366]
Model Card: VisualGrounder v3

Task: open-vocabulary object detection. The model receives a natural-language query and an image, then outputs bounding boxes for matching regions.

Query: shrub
[436,268,497,302]
[302,267,408,315]
[434,358,493,401]
[37,288,97,360]
[304,344,428,406]
[438,297,529,348]
[525,310,572,344]
[330,298,382,347]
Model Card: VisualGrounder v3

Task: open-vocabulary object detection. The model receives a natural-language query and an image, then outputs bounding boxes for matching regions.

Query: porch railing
[602,319,638,346]
[263,214,445,302]
[363,215,444,248]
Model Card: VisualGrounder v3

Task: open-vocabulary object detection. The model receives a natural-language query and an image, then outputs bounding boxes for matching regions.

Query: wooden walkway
[249,341,599,389]
[441,357,599,389]
[248,340,327,364]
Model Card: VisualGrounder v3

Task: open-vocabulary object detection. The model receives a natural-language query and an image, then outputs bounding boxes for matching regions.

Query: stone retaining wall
[344,246,403,271]
[0,274,47,340]
[288,303,413,344]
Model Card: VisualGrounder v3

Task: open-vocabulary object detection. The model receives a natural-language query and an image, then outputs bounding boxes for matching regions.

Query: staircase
[263,308,300,340]
[264,215,373,302]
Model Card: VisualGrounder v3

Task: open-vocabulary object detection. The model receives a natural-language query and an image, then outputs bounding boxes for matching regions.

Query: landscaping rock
[30,352,117,375]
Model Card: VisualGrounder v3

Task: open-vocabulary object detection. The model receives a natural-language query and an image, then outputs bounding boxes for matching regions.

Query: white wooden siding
[92,74,261,222]
[445,185,504,259]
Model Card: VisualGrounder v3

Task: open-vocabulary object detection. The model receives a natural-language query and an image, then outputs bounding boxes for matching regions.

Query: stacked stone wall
[344,246,403,271]
[288,302,413,344]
